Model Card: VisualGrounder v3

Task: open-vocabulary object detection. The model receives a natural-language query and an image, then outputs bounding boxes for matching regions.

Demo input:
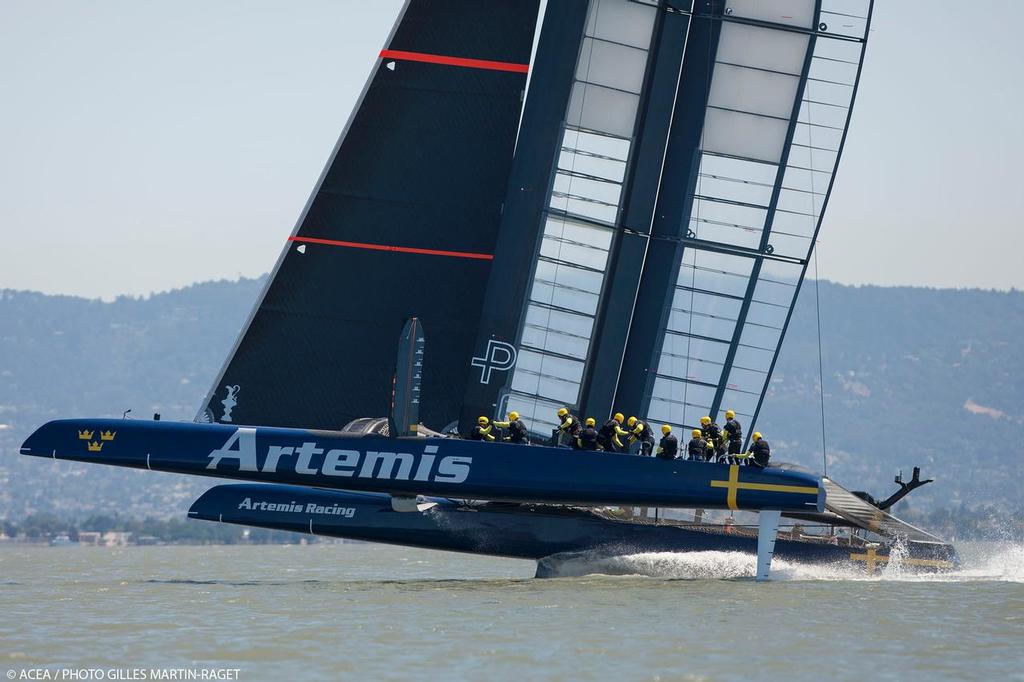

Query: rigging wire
[813,249,828,478]
[805,39,829,479]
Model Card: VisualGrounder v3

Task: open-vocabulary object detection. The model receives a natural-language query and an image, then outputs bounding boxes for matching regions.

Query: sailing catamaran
[20,0,957,578]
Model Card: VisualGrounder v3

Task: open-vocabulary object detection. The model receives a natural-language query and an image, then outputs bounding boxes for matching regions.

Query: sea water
[1,542,1021,681]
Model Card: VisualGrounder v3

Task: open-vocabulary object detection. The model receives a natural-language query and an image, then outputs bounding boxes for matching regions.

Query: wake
[537,542,1024,582]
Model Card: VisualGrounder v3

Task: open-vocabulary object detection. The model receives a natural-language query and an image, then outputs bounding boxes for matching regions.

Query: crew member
[626,417,655,457]
[554,407,581,448]
[705,438,718,462]
[747,432,770,467]
[598,412,630,452]
[655,424,678,460]
[471,416,495,442]
[577,417,599,451]
[494,411,529,445]
[687,429,706,461]
[722,409,743,462]
[700,415,725,457]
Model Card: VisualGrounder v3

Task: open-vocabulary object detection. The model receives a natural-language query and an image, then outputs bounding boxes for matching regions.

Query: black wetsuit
[657,434,679,460]
[554,414,581,448]
[702,422,724,456]
[723,419,743,455]
[470,424,494,442]
[598,419,625,452]
[687,437,706,461]
[504,419,529,445]
[749,439,771,467]
[631,422,655,456]
[577,426,599,451]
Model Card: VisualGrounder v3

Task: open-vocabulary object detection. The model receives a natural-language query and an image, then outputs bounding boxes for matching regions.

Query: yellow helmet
[661,424,672,435]
[557,408,569,418]
[725,409,735,419]
[613,412,624,423]
[478,416,489,425]
[585,417,596,427]
[509,411,519,421]
[627,416,637,427]
[752,431,762,441]
[700,416,711,426]
[692,429,702,437]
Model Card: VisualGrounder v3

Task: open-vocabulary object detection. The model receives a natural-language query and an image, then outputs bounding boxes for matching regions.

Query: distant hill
[759,282,1023,514]
[1,278,1021,522]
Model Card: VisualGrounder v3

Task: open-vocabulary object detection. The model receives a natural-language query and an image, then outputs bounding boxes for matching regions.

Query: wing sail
[483,0,663,435]
[464,0,872,440]
[623,0,874,436]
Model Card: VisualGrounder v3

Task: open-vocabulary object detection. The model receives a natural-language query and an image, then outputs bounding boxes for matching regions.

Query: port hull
[190,484,960,574]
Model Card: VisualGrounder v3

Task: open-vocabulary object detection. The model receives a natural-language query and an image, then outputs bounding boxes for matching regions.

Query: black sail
[198,0,540,430]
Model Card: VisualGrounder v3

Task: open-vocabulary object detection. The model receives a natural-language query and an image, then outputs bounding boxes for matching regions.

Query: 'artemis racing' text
[205,428,471,484]
[237,498,355,518]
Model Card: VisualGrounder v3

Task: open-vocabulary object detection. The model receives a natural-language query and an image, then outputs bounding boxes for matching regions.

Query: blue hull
[189,483,959,574]
[21,418,824,512]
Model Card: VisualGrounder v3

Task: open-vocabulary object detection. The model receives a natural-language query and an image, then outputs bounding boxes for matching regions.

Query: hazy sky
[1,1,1022,300]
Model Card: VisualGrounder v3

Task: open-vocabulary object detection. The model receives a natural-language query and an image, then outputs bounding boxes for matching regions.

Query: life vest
[577,427,599,450]
[658,434,678,459]
[701,422,722,445]
[750,439,771,466]
[599,419,621,441]
[559,414,581,436]
[506,419,529,444]
[632,421,654,443]
[723,419,742,442]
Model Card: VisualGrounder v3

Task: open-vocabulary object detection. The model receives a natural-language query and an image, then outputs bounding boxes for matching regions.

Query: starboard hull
[21,418,824,512]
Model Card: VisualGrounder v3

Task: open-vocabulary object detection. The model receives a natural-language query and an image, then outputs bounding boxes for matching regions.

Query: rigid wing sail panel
[502,0,660,435]
[643,0,872,438]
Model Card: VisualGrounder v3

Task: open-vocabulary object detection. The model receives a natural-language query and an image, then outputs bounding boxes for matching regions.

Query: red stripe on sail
[379,49,529,74]
[289,236,494,261]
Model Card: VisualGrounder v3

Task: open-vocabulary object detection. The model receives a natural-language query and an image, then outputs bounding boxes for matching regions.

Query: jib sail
[198,0,540,430]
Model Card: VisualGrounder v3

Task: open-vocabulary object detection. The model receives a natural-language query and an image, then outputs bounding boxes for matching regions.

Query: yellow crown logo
[100,430,116,441]
[87,441,103,452]
[78,429,94,440]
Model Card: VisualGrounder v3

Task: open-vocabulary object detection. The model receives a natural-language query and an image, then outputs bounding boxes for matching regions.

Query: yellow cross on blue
[850,546,888,572]
[709,464,818,510]
[850,547,954,572]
